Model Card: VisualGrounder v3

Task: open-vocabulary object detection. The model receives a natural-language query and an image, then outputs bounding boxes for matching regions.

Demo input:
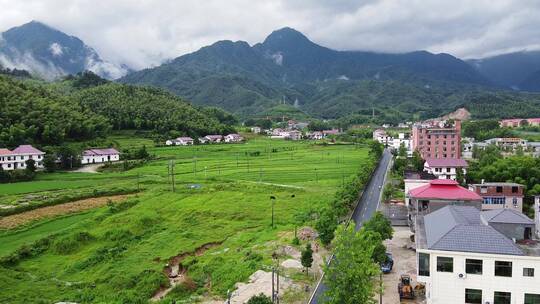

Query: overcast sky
[1,0,540,70]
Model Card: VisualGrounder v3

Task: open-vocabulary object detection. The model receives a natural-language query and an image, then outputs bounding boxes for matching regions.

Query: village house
[204,135,223,143]
[407,179,482,230]
[412,120,462,159]
[469,182,525,212]
[287,130,302,141]
[404,170,438,206]
[373,129,392,145]
[415,205,540,304]
[81,148,120,165]
[0,145,45,171]
[322,129,341,137]
[463,137,540,158]
[500,118,540,128]
[307,131,324,140]
[423,158,468,181]
[250,127,261,134]
[224,133,244,143]
[165,137,194,146]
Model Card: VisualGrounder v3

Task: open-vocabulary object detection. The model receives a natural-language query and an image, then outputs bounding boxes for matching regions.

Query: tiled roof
[0,148,12,155]
[481,209,535,225]
[408,179,482,200]
[425,158,468,167]
[424,206,524,255]
[12,145,44,154]
[83,148,119,156]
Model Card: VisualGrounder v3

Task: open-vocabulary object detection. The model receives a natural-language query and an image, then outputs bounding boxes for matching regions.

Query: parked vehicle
[398,274,415,300]
[380,252,394,273]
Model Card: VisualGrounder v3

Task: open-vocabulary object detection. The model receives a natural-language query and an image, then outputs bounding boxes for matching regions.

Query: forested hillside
[0,73,236,147]
[120,27,540,121]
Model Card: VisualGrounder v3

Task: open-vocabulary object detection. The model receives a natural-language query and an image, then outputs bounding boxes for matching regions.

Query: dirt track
[0,194,132,229]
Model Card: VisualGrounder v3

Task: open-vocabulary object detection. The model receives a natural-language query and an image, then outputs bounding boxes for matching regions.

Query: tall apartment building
[412,120,461,159]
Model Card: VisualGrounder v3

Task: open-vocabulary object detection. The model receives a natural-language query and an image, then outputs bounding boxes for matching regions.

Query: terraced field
[0,136,373,303]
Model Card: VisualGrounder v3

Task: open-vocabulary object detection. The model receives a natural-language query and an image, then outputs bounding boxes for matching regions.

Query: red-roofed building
[423,157,468,181]
[500,118,540,128]
[82,148,120,164]
[407,179,482,229]
[0,145,45,171]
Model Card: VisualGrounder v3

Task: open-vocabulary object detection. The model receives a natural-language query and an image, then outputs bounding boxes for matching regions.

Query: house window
[524,267,535,277]
[436,256,453,272]
[446,168,451,173]
[465,259,483,274]
[480,187,487,193]
[511,186,518,193]
[513,197,518,207]
[483,197,505,205]
[465,288,482,304]
[525,294,540,304]
[418,253,430,276]
[496,186,503,193]
[495,261,512,277]
[494,291,511,304]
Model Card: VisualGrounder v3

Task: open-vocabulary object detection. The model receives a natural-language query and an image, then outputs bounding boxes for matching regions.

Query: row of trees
[324,212,393,303]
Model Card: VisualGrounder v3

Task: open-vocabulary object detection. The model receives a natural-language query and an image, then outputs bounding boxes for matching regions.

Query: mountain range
[0,21,127,80]
[1,21,540,120]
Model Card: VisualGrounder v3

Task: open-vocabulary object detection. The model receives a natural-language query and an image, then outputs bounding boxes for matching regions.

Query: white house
[307,131,324,140]
[250,127,261,134]
[166,137,194,146]
[416,205,540,304]
[204,135,223,143]
[224,134,244,143]
[423,158,468,181]
[81,148,120,165]
[373,129,392,145]
[0,145,45,171]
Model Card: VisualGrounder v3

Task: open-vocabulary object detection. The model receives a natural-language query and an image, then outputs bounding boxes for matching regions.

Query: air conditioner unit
[457,273,466,279]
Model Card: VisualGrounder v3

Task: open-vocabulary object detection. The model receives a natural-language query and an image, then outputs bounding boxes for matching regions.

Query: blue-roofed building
[415,205,540,304]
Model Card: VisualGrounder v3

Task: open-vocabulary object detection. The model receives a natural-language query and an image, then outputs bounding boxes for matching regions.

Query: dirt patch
[228,270,294,304]
[151,242,222,302]
[0,194,133,229]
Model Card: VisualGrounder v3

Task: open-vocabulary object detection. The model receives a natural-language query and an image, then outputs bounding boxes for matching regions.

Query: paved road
[309,149,392,304]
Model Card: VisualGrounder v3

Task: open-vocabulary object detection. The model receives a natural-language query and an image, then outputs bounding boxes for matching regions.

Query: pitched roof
[12,145,44,154]
[481,209,535,225]
[424,206,524,255]
[409,179,482,200]
[425,158,468,167]
[176,137,193,141]
[0,148,12,155]
[83,148,119,156]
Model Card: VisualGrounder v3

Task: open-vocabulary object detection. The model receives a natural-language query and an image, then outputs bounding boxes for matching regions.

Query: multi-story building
[416,205,540,304]
[0,145,45,171]
[469,182,525,212]
[423,158,468,181]
[412,120,461,159]
[407,179,482,230]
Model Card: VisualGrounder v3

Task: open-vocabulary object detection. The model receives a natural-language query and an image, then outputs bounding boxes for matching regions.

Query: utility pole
[270,196,276,228]
[169,160,176,192]
[193,156,197,173]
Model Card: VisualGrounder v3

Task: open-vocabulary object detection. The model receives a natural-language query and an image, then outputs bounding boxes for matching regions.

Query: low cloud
[1,0,539,69]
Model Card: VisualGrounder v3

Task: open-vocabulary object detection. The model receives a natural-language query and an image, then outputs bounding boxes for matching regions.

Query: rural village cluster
[3,116,540,304]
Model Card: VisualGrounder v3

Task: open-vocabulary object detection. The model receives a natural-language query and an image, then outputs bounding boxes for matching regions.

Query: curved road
[309,149,392,304]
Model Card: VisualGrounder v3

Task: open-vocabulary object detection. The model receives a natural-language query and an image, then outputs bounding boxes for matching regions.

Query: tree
[324,224,380,304]
[316,208,338,246]
[456,168,466,186]
[0,166,9,183]
[301,243,314,276]
[247,293,272,304]
[411,150,424,171]
[43,154,57,172]
[362,211,393,241]
[136,145,150,159]
[368,140,383,159]
[24,158,36,174]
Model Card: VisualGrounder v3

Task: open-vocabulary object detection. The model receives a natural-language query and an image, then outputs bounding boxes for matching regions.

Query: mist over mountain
[120,27,505,119]
[0,21,128,80]
[468,51,540,91]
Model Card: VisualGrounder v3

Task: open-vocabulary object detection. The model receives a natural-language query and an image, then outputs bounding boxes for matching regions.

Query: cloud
[49,42,63,56]
[1,0,539,69]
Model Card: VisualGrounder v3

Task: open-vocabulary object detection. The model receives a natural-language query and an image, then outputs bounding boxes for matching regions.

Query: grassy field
[0,136,372,303]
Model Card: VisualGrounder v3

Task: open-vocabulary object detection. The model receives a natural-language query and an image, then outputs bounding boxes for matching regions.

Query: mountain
[120,27,495,119]
[0,73,235,147]
[0,21,127,80]
[468,51,540,91]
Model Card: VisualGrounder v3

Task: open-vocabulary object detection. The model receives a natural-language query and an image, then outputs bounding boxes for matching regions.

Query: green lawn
[0,137,371,303]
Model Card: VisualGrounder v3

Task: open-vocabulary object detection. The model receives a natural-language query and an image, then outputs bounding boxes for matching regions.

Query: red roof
[409,179,482,200]
[0,148,12,155]
[12,145,44,154]
[425,158,468,167]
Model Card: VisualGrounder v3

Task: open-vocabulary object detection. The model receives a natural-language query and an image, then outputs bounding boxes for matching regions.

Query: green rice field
[0,136,372,303]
